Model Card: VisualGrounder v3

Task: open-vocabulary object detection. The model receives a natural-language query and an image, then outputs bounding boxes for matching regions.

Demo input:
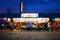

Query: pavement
[0,29,60,40]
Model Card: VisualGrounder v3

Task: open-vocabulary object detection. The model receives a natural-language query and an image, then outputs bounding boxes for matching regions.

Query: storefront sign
[13,18,49,23]
[21,13,38,17]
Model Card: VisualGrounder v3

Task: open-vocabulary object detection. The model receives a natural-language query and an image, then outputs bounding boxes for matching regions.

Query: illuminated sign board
[13,18,49,23]
[21,13,38,17]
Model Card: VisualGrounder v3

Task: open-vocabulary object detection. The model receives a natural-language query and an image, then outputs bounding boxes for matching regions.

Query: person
[2,24,5,29]
[52,22,56,32]
[37,25,40,31]
[0,23,2,29]
[10,19,15,31]
[30,21,32,31]
[44,23,48,31]
[47,21,52,32]
[27,24,30,31]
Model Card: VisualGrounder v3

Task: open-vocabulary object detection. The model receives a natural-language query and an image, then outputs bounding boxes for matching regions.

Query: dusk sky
[0,0,60,13]
[0,0,20,13]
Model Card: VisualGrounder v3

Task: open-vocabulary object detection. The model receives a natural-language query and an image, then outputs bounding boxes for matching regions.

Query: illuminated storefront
[3,13,49,29]
[12,13,49,23]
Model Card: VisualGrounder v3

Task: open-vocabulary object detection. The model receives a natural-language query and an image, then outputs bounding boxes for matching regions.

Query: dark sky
[22,0,60,13]
[0,0,60,13]
[0,0,20,13]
